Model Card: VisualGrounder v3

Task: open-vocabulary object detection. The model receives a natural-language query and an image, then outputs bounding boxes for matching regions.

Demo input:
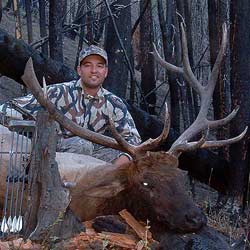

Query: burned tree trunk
[229,0,250,201]
[139,0,156,114]
[157,0,181,133]
[24,110,84,240]
[0,27,78,84]
[13,0,22,39]
[0,0,2,23]
[49,0,64,62]
[25,0,33,43]
[208,0,230,160]
[38,0,48,57]
[104,0,133,98]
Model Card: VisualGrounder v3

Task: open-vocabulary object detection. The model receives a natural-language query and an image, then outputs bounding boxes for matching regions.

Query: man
[0,45,141,165]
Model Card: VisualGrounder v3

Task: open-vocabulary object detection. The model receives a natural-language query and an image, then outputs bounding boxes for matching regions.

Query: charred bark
[13,0,22,39]
[139,0,156,114]
[38,0,48,57]
[24,110,84,240]
[157,0,181,133]
[229,0,250,201]
[25,0,33,43]
[49,0,64,62]
[175,0,196,128]
[0,0,2,23]
[208,0,230,160]
[74,7,86,69]
[0,27,78,84]
[104,0,133,99]
[85,0,94,44]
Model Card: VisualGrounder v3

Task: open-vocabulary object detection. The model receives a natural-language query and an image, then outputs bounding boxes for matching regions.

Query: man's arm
[0,83,64,127]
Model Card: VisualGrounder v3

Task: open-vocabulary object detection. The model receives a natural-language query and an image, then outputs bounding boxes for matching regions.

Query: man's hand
[113,155,131,166]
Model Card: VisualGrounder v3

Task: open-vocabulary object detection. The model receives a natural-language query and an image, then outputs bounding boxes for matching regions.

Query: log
[0,27,78,85]
[119,209,152,241]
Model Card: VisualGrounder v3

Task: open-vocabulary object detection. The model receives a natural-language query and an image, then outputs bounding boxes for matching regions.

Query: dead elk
[70,151,208,233]
[17,23,247,233]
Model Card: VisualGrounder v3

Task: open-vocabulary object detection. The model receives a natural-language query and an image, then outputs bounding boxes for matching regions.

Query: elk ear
[83,180,126,198]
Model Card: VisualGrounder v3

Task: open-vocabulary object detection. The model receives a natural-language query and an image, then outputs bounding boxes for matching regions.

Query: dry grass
[192,180,249,247]
[206,208,245,242]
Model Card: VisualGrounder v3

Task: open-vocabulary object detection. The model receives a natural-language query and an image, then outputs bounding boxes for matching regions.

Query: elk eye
[143,182,149,186]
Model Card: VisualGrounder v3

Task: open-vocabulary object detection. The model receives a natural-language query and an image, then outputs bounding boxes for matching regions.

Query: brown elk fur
[70,152,206,232]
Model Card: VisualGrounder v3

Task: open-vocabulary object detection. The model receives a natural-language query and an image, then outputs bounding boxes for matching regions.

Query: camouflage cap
[78,45,108,66]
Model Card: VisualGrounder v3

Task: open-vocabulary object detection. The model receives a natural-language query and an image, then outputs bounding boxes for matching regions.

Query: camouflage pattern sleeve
[0,83,64,121]
[106,94,141,145]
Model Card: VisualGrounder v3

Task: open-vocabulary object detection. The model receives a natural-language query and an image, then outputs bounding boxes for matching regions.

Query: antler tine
[109,103,171,156]
[136,103,170,151]
[201,126,248,149]
[21,58,127,153]
[152,43,183,74]
[208,106,239,128]
[180,22,204,94]
[169,124,247,155]
[108,118,137,157]
[169,128,209,156]
[207,23,228,97]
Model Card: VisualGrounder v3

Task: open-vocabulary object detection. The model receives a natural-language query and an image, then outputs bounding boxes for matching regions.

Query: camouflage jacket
[0,79,141,145]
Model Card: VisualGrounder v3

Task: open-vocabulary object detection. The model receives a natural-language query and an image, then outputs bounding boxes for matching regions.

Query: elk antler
[152,23,247,156]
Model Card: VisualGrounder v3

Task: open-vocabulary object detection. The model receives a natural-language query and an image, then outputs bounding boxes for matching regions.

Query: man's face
[77,54,108,90]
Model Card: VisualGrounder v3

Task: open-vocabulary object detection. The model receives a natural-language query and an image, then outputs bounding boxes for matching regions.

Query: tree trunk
[0,0,2,23]
[139,0,156,114]
[4,0,12,10]
[13,0,22,39]
[49,0,64,62]
[25,0,33,43]
[208,0,230,160]
[94,4,106,43]
[74,10,86,69]
[104,0,133,99]
[229,0,250,201]
[86,0,94,44]
[176,0,197,127]
[0,27,78,85]
[38,0,48,57]
[24,110,84,240]
[159,0,181,133]
[65,0,83,40]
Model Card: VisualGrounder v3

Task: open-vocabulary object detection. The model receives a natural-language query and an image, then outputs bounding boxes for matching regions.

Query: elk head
[21,23,247,233]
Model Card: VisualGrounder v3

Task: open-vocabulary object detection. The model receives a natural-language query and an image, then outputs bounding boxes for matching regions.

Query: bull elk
[1,23,246,233]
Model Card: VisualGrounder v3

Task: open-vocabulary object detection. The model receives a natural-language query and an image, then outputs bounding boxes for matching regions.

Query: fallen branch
[119,209,152,241]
